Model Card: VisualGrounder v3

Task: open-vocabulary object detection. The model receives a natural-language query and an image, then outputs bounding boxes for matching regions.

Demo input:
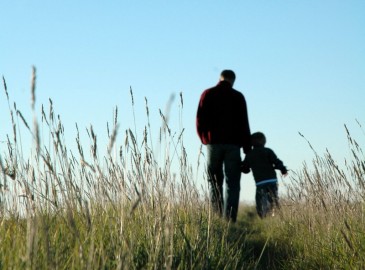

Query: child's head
[251,132,266,147]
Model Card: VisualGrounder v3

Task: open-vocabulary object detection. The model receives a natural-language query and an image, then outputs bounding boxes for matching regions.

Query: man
[196,70,251,222]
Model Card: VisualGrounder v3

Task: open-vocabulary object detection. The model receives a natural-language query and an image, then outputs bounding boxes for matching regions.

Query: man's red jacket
[196,80,251,154]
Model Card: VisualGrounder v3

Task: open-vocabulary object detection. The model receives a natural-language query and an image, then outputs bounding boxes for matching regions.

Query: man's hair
[251,132,266,147]
[220,70,236,82]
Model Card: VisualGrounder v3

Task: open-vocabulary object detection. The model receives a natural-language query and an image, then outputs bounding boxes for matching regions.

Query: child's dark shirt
[241,146,287,183]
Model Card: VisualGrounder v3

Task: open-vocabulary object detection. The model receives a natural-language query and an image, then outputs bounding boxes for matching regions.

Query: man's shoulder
[205,84,220,92]
[200,85,220,98]
[201,84,245,100]
[232,88,245,97]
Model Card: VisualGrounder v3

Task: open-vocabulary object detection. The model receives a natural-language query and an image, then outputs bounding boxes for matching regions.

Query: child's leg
[256,186,269,218]
[271,183,280,209]
[267,183,279,212]
[255,187,264,218]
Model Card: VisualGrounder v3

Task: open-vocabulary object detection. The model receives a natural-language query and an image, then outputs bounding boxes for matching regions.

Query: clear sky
[1,1,364,203]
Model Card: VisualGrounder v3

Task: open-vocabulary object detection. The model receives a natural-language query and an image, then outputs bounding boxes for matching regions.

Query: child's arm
[273,158,288,175]
[269,149,288,175]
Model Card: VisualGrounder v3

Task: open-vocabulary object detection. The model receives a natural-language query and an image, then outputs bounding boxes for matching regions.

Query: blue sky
[1,1,364,202]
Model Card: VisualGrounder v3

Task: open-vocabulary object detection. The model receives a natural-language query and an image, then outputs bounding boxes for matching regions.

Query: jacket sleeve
[196,91,208,144]
[240,96,251,154]
[269,149,288,174]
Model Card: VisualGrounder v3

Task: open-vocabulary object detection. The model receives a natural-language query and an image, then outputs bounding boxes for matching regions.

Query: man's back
[196,80,251,152]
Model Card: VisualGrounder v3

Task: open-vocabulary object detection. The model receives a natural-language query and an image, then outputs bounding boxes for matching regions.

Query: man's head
[220,70,236,85]
[251,132,266,147]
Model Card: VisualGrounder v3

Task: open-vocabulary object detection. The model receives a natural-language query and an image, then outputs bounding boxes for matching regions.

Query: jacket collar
[217,80,233,88]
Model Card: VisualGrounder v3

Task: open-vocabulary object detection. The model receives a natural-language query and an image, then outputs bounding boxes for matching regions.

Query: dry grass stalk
[114,106,118,127]
[31,66,36,110]
[0,156,6,190]
[17,110,31,131]
[49,98,54,121]
[159,109,171,135]
[2,76,9,100]
[33,116,40,156]
[2,77,17,144]
[107,124,119,155]
[179,92,183,108]
[89,125,97,159]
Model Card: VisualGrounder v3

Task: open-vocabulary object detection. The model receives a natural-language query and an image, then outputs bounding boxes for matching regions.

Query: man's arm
[196,91,208,144]
[240,95,251,154]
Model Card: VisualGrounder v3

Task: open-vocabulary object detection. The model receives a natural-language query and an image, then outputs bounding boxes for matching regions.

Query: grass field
[1,71,365,269]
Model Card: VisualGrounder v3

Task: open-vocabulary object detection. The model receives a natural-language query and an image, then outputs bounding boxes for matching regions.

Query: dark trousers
[206,144,241,222]
[255,182,279,218]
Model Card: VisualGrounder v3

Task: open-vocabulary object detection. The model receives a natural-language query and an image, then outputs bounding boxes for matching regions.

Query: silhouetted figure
[241,132,288,218]
[197,70,251,222]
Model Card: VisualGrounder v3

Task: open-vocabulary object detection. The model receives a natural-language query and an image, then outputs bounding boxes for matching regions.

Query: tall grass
[261,127,365,269]
[0,70,252,269]
[1,69,364,269]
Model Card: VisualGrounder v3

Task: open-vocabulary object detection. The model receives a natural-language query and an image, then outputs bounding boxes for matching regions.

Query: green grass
[1,71,365,269]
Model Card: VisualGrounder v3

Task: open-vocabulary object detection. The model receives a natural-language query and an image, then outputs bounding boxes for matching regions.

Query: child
[241,132,288,218]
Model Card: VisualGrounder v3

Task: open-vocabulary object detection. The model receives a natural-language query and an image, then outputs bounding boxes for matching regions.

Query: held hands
[240,161,250,174]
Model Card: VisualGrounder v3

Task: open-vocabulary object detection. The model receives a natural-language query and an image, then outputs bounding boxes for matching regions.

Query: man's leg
[206,144,224,216]
[223,144,241,222]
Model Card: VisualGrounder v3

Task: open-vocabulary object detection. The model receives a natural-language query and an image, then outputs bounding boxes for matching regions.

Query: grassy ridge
[1,71,365,269]
[0,71,253,269]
